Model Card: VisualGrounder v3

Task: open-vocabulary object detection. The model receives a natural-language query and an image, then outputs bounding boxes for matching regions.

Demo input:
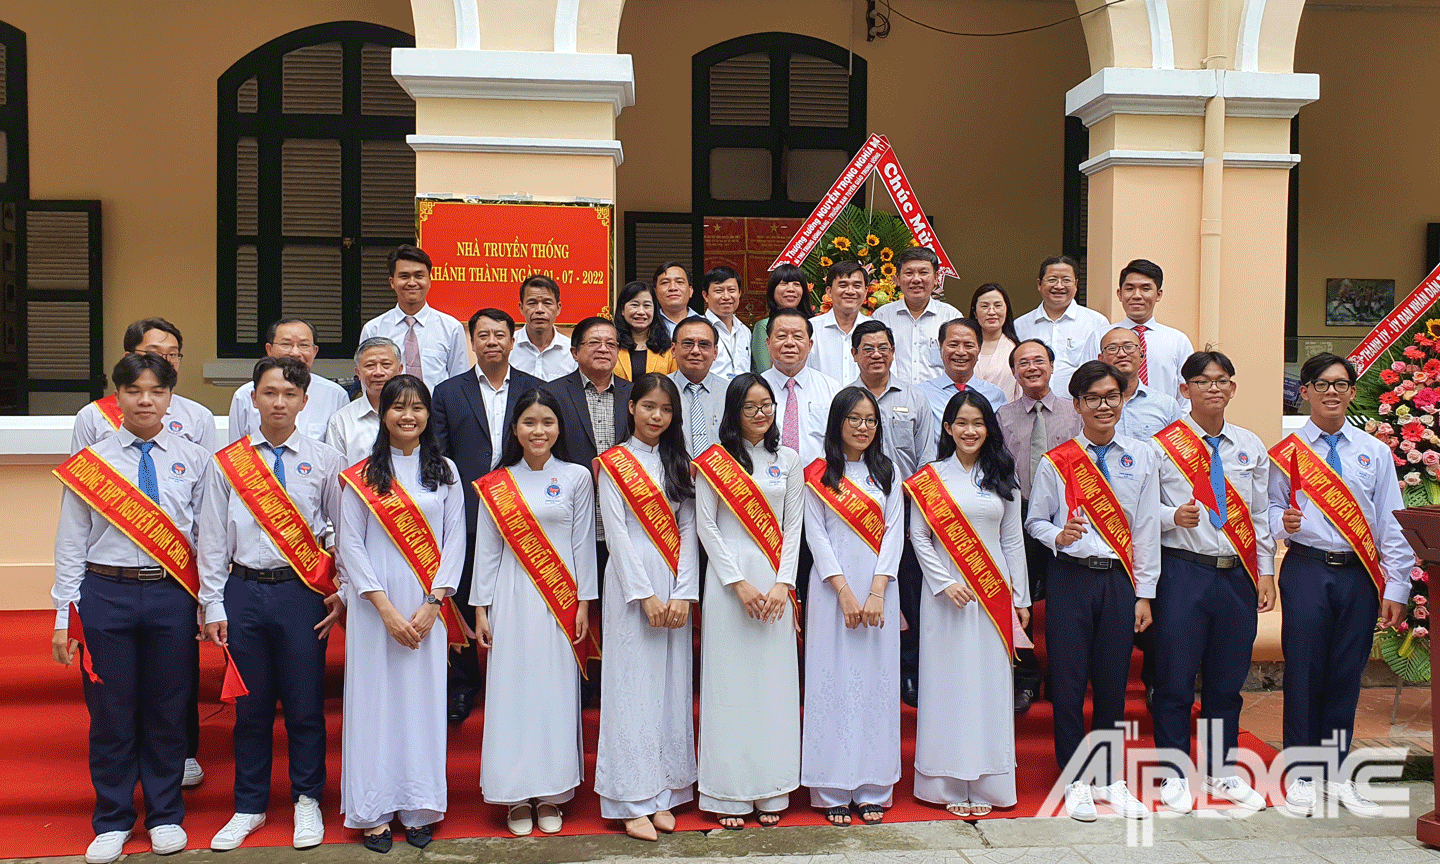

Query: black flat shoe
[362,829,392,853]
[406,825,433,848]
[448,690,473,725]
[1014,688,1035,715]
[901,676,919,708]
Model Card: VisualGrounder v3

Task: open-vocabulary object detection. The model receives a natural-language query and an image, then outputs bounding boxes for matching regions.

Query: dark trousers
[1280,554,1380,765]
[581,539,610,705]
[187,645,199,760]
[79,572,198,833]
[225,575,329,812]
[897,509,922,681]
[1014,515,1051,696]
[448,531,483,697]
[1046,557,1136,783]
[1152,552,1257,775]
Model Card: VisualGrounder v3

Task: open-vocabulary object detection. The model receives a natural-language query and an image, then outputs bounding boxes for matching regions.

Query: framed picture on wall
[1325,278,1395,326]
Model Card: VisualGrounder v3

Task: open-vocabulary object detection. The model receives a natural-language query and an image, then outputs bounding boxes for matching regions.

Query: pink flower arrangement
[1363,326,1440,485]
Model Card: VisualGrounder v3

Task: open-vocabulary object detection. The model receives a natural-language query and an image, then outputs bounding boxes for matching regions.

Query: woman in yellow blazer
[614,280,677,380]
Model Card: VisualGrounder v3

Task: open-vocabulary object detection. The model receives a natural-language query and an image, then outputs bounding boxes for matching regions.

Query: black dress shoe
[406,825,433,848]
[900,676,919,707]
[362,829,392,853]
[448,689,473,725]
[1014,688,1035,715]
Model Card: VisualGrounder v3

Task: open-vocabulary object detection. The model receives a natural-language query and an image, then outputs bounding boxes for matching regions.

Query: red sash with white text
[596,445,681,577]
[474,468,601,678]
[93,394,123,430]
[1268,433,1386,599]
[340,461,468,649]
[1045,439,1136,587]
[214,439,336,597]
[903,464,1016,661]
[803,457,884,554]
[692,444,800,619]
[1153,420,1261,589]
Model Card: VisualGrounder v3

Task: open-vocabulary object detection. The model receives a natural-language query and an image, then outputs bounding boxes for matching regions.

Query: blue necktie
[1205,435,1227,529]
[134,440,159,502]
[1089,443,1113,482]
[265,443,287,489]
[1322,432,1344,478]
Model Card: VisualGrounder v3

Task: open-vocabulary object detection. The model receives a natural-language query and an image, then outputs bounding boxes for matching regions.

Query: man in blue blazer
[432,308,542,724]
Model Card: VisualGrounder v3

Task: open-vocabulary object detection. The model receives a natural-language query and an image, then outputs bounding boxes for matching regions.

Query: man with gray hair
[325,336,401,463]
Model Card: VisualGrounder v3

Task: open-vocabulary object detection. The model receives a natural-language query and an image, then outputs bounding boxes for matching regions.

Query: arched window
[217,22,415,358]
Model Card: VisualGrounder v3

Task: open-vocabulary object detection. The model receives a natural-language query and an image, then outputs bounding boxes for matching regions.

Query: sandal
[946,801,973,817]
[970,802,992,817]
[757,811,781,827]
[856,804,884,824]
[717,814,745,830]
[824,806,851,826]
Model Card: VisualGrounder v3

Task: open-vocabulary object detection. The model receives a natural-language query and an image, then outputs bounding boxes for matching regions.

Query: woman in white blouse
[695,372,804,829]
[593,373,699,842]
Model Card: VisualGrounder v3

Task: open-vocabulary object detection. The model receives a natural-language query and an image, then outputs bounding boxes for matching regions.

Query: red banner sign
[704,217,805,321]
[416,198,614,326]
[1348,261,1440,376]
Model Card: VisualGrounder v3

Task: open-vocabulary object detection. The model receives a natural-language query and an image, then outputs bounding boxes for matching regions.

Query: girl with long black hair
[799,387,905,826]
[337,375,464,851]
[593,373,699,842]
[613,281,676,380]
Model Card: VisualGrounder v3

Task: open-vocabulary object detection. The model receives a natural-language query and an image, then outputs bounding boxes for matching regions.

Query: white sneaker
[1064,781,1097,822]
[1325,780,1383,817]
[1160,777,1192,813]
[293,795,324,849]
[149,824,187,856]
[182,758,204,788]
[1207,775,1266,811]
[210,813,265,851]
[85,830,131,864]
[1093,780,1150,819]
[1285,778,1316,816]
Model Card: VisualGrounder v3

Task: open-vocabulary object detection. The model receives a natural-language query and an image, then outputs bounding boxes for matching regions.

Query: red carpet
[3,607,1276,857]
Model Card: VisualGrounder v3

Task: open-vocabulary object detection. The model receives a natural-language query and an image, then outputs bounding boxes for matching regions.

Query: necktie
[1133,324,1149,385]
[782,378,800,452]
[134,440,159,502]
[1322,432,1344,478]
[266,443,287,489]
[1029,402,1048,482]
[685,382,706,456]
[1204,435,1226,528]
[403,315,422,384]
[1089,442,1113,482]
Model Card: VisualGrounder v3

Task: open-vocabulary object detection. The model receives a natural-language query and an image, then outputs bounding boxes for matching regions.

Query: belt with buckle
[1163,546,1242,570]
[1057,551,1118,570]
[1286,542,1358,567]
[233,564,298,583]
[86,562,166,581]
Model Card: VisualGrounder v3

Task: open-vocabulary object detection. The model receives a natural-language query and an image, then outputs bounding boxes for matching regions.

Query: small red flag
[67,602,102,684]
[1289,448,1301,509]
[220,645,249,703]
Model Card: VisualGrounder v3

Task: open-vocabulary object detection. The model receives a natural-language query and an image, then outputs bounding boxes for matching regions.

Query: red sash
[596,445,681,577]
[1268,433,1386,599]
[340,461,468,649]
[693,445,784,570]
[1045,439,1136,587]
[93,394,123,430]
[214,439,336,596]
[53,448,200,598]
[803,457,884,554]
[474,469,602,678]
[1153,420,1261,588]
[903,464,1017,661]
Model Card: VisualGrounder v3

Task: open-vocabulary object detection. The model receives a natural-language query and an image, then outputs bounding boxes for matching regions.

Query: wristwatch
[424,593,443,606]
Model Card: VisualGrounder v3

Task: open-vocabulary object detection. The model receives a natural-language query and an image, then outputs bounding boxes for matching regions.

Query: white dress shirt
[477,366,510,471]
[1025,432,1162,598]
[761,365,840,466]
[670,369,727,456]
[809,309,870,384]
[1014,300,1110,396]
[1267,420,1414,603]
[1155,416,1276,575]
[873,297,963,384]
[359,303,471,387]
[1085,316,1194,402]
[705,310,752,380]
[52,428,209,628]
[511,328,577,382]
[324,396,381,465]
[918,375,1010,430]
[72,393,218,455]
[229,375,351,444]
[196,431,346,624]
[1115,382,1182,441]
[659,310,689,337]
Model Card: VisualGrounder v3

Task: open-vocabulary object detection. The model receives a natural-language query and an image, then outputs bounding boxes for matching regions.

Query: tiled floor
[1241,686,1434,754]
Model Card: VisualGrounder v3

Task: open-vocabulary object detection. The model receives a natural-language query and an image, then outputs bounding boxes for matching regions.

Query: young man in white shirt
[1083,259,1194,402]
[1014,255,1109,396]
[358,244,470,388]
[510,274,578,381]
[701,266,752,379]
[810,261,870,384]
[872,247,961,384]
[325,336,400,463]
[228,319,350,443]
[653,260,695,336]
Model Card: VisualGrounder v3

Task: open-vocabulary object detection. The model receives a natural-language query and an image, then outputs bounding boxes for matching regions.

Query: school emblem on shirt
[296,461,313,476]
[1119,453,1134,469]
[170,462,187,476]
[168,420,184,433]
[546,481,562,498]
[1358,453,1371,468]
[767,465,782,478]
[1238,451,1250,465]
[865,474,878,488]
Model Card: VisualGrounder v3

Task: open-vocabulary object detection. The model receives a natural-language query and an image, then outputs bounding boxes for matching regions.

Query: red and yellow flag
[93,393,123,431]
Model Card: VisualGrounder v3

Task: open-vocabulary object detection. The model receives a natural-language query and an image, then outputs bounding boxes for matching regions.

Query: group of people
[51,242,1414,864]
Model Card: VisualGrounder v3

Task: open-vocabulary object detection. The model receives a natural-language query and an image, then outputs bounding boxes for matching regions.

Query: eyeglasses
[845,414,880,429]
[857,344,893,356]
[1308,379,1353,393]
[155,351,183,362]
[1081,393,1125,409]
[1014,358,1049,370]
[1100,344,1142,356]
[580,340,620,350]
[1187,378,1233,390]
[271,341,315,352]
[741,403,776,417]
[1042,277,1076,287]
[678,339,715,351]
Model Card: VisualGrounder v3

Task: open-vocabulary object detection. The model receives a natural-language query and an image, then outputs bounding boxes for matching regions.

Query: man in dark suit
[432,307,542,724]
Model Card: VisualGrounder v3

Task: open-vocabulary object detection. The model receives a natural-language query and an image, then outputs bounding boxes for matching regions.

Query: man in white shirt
[1083,259,1194,402]
[198,356,345,852]
[810,261,870,384]
[654,260,695,336]
[1014,255,1109,396]
[510,274,578,381]
[325,336,400,463]
[669,316,727,456]
[228,319,350,443]
[872,247,961,384]
[760,309,840,467]
[701,266,752,379]
[919,318,1009,430]
[1098,326,1182,440]
[358,244,470,388]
